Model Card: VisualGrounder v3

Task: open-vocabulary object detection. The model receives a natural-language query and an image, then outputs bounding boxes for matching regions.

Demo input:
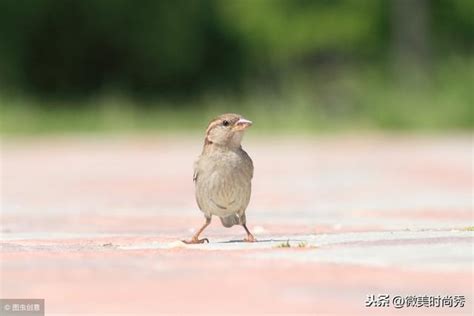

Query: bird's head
[204,113,252,149]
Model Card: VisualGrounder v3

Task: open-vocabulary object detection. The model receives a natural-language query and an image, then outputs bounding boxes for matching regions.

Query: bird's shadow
[216,238,307,244]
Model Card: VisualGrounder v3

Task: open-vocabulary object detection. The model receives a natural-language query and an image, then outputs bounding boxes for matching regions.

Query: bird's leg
[183,217,211,244]
[242,223,256,242]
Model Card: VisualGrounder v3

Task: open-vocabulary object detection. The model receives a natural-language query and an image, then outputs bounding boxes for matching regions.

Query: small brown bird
[183,113,255,244]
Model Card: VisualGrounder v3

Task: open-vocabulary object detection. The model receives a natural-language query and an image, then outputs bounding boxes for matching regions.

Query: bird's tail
[220,213,246,228]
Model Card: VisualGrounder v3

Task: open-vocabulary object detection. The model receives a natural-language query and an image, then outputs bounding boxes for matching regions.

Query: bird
[183,113,255,244]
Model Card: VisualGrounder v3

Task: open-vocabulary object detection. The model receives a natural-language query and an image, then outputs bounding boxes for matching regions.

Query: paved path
[1,134,472,315]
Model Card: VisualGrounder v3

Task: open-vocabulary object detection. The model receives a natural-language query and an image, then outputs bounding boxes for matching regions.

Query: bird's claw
[182,237,209,244]
[243,234,256,242]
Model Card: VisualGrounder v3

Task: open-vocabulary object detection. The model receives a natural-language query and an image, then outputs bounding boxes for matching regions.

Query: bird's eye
[222,120,230,127]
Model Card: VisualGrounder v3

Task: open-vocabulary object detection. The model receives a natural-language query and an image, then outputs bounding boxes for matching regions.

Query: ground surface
[1,134,472,315]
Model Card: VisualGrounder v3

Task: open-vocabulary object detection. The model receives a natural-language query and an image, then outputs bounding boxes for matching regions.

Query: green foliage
[1,56,472,134]
[0,0,472,132]
[0,0,245,96]
[297,241,308,248]
[0,0,472,98]
[276,240,291,248]
[216,0,385,62]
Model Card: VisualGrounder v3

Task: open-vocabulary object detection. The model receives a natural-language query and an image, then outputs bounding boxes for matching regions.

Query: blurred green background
[0,0,472,134]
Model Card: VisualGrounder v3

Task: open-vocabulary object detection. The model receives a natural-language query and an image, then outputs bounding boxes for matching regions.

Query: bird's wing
[193,163,198,182]
[240,148,254,179]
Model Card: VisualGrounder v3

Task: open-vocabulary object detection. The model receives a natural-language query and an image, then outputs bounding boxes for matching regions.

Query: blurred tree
[0,0,471,101]
[391,0,431,76]
[216,0,384,63]
[0,0,246,98]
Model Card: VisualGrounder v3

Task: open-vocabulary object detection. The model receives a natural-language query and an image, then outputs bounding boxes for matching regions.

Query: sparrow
[183,113,255,244]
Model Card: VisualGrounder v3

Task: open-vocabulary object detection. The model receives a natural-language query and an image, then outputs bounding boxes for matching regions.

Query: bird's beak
[233,117,253,131]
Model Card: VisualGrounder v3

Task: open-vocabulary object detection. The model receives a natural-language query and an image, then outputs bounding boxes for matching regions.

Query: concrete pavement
[1,134,472,315]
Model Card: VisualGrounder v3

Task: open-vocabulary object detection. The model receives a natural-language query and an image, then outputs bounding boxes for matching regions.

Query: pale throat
[205,131,244,151]
[229,131,244,148]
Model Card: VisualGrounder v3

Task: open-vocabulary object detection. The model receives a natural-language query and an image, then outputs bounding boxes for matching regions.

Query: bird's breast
[195,150,253,216]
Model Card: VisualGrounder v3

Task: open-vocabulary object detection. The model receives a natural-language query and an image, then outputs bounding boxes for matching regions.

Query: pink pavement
[1,134,472,315]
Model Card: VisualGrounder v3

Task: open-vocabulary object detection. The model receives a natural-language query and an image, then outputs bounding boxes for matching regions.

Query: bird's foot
[182,237,209,244]
[243,234,256,242]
